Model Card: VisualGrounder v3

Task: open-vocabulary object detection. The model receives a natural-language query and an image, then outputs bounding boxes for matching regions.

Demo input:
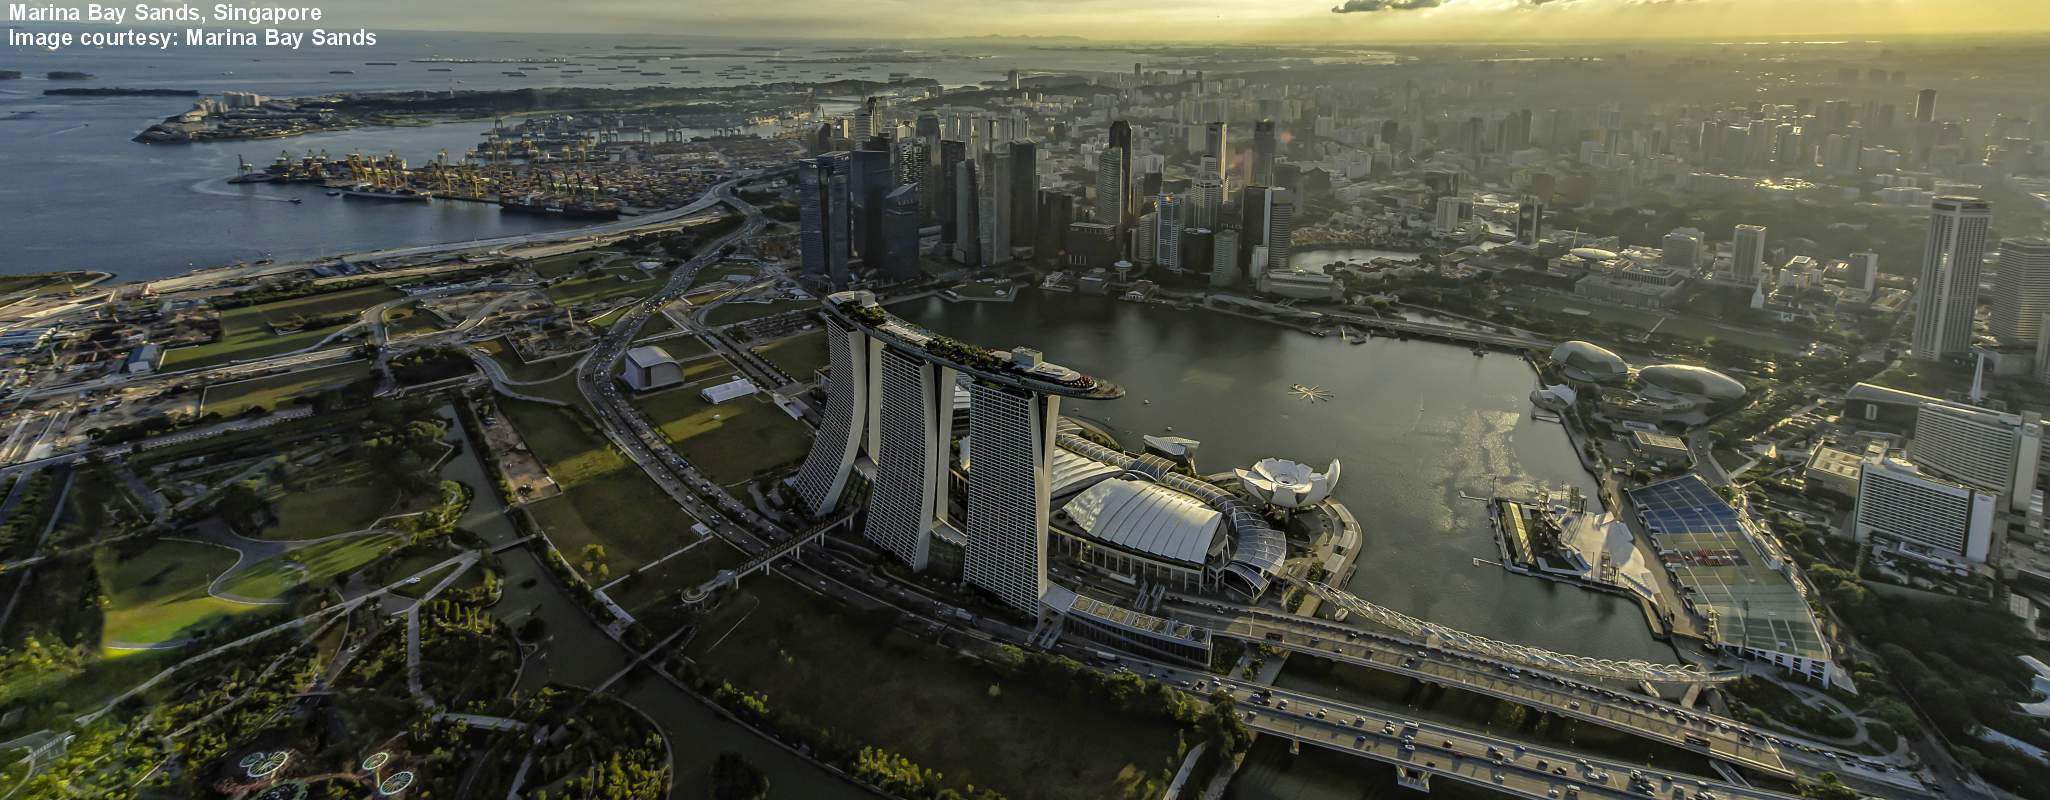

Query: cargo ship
[498,193,619,219]
[336,183,433,202]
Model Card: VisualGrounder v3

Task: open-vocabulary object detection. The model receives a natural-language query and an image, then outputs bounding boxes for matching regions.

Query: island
[46,71,95,80]
[0,70,22,80]
[45,87,199,97]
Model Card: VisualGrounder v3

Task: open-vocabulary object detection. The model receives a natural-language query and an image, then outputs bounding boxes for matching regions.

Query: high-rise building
[1514,196,1545,244]
[1914,88,1938,124]
[1991,238,2050,348]
[1259,187,1294,278]
[1237,185,1266,274]
[1109,121,1135,231]
[848,147,894,265]
[879,184,922,282]
[1008,142,1038,246]
[1190,157,1222,230]
[1065,221,1119,270]
[1847,252,1879,293]
[1211,228,1242,288]
[1036,191,1074,266]
[1434,196,1473,236]
[938,139,966,245]
[1134,212,1157,266]
[798,152,852,289]
[1204,122,1228,188]
[1856,452,1997,565]
[1095,148,1127,233]
[979,149,1012,267]
[792,292,1123,614]
[1663,228,1704,270]
[1180,228,1215,283]
[1909,404,2044,511]
[1913,196,1993,360]
[1252,119,1277,188]
[1154,194,1182,271]
[953,159,981,265]
[1732,224,1767,285]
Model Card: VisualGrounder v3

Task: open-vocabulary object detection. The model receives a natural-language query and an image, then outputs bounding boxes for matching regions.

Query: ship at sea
[325,151,433,201]
[498,192,619,220]
[336,184,433,202]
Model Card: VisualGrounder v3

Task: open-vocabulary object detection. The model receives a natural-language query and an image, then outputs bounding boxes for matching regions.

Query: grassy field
[602,537,746,613]
[258,456,401,540]
[165,285,401,370]
[530,251,609,279]
[704,298,817,327]
[94,539,257,652]
[220,532,402,601]
[632,371,811,486]
[499,398,704,580]
[546,268,660,307]
[634,332,709,360]
[688,579,1184,800]
[686,262,757,290]
[1510,291,1810,355]
[198,360,374,418]
[751,330,828,380]
[382,304,447,338]
[0,271,95,300]
[475,337,582,384]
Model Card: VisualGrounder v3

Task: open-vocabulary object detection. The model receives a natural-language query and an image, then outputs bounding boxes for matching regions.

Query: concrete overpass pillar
[1396,767,1431,792]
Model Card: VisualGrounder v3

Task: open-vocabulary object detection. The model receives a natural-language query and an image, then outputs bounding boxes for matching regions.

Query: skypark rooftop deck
[823,290,1124,400]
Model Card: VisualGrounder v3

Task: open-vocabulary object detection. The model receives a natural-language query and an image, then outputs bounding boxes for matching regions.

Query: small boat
[289,197,302,204]
[325,189,342,196]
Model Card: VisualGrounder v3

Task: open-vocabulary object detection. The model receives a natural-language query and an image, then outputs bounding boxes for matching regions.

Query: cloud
[1331,0,1443,13]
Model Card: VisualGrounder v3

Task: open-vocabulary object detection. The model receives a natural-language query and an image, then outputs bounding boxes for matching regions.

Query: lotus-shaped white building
[1236,458,1342,509]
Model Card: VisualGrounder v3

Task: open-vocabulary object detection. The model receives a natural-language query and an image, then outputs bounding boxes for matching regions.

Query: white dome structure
[1236,458,1342,509]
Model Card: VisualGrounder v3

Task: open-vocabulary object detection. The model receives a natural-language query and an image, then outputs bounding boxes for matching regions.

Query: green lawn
[688,579,1183,800]
[602,538,746,613]
[546,268,660,307]
[219,532,402,601]
[634,333,709,359]
[1512,292,1810,355]
[530,251,608,279]
[0,271,95,300]
[704,298,818,327]
[258,456,402,540]
[632,372,811,486]
[383,304,447,338]
[476,337,582,384]
[751,330,828,380]
[95,539,256,652]
[198,360,374,418]
[499,398,705,580]
[165,285,401,370]
[686,262,757,290]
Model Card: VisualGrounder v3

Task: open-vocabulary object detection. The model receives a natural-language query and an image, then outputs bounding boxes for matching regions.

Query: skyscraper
[848,147,893,266]
[938,139,966,245]
[1732,224,1767,285]
[979,149,1012,267]
[793,293,1123,614]
[1189,156,1222,230]
[1008,141,1038,247]
[797,152,852,290]
[1252,120,1277,188]
[1991,238,2050,348]
[1515,196,1545,245]
[1204,122,1228,187]
[1109,121,1136,233]
[880,184,922,282]
[1154,194,1182,271]
[1914,88,1938,124]
[1094,148,1126,232]
[1913,197,1993,360]
[1258,187,1294,278]
[1663,227,1704,270]
[1211,228,1242,288]
[953,159,981,265]
[1847,252,1880,293]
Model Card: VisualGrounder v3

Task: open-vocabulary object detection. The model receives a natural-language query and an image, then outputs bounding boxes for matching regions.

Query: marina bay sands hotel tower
[791,291,1123,613]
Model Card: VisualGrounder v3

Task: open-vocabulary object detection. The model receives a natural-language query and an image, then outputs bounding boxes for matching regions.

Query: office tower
[1991,238,2050,348]
[979,149,1012,267]
[1204,122,1228,187]
[916,113,942,220]
[1109,121,1135,230]
[1006,68,1019,90]
[1259,188,1294,277]
[1846,252,1879,293]
[1008,142,1038,246]
[852,96,881,142]
[1252,119,1277,188]
[798,152,852,290]
[953,159,981,265]
[1855,454,1996,564]
[1036,191,1073,266]
[1238,185,1266,273]
[1190,157,1222,230]
[848,147,893,265]
[938,139,966,244]
[1913,197,1993,360]
[1211,228,1242,288]
[1434,196,1473,236]
[796,293,1121,613]
[1914,89,1938,124]
[1732,224,1767,285]
[1066,221,1119,270]
[1134,212,1157,266]
[1094,148,1126,231]
[1663,228,1704,270]
[1154,194,1182,271]
[1514,196,1544,244]
[1179,228,1214,283]
[879,185,921,282]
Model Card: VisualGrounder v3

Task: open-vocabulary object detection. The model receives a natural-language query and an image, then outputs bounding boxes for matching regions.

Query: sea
[0,29,1214,281]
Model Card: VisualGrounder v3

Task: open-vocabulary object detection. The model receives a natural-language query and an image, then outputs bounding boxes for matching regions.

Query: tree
[712,751,769,800]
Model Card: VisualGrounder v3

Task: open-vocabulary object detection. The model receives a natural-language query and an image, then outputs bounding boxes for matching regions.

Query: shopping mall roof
[1058,478,1224,567]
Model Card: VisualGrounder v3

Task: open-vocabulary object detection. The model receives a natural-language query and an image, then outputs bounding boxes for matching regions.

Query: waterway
[433,406,869,798]
[898,290,1672,665]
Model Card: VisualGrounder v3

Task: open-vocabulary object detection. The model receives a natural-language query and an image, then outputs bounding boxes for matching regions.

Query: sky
[313,0,2050,42]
